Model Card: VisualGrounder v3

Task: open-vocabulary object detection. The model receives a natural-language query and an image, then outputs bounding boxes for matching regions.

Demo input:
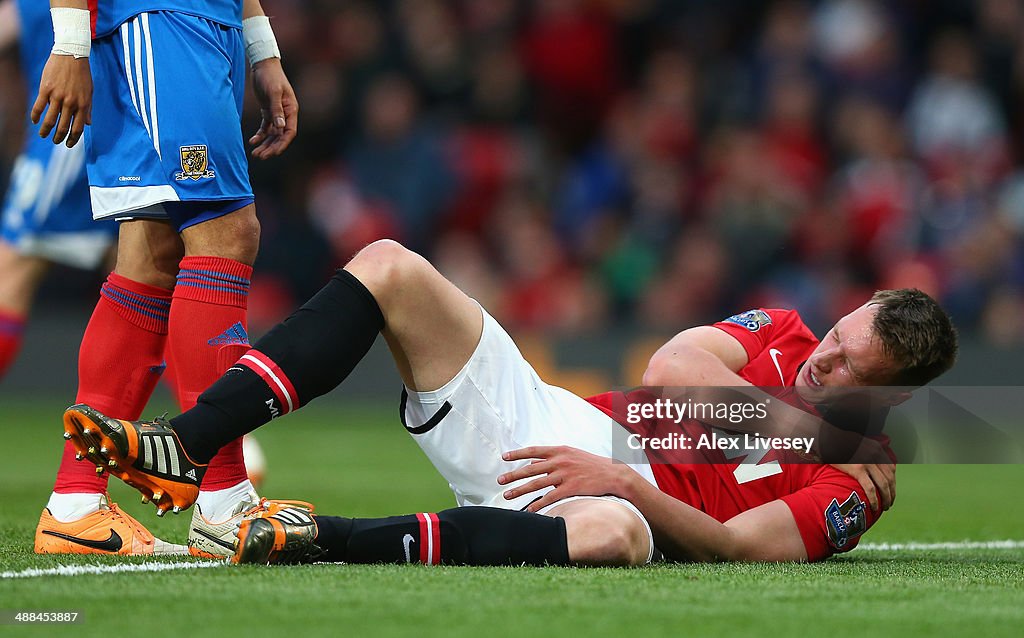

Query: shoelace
[242,498,315,517]
[262,498,315,513]
[233,499,317,532]
[107,503,155,543]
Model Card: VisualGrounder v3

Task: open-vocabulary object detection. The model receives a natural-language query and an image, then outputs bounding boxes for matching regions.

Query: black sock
[170,269,385,462]
[314,507,570,566]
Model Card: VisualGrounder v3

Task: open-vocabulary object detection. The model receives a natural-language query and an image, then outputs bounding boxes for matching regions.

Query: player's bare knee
[181,205,261,265]
[151,241,184,279]
[563,502,650,567]
[346,240,432,305]
[220,213,261,263]
[114,221,182,289]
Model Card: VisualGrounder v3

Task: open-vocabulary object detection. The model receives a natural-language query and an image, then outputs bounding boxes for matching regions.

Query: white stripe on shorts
[140,13,161,158]
[90,184,179,218]
[132,18,150,137]
[120,22,140,116]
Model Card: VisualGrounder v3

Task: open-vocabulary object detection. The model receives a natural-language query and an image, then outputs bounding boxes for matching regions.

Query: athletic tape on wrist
[242,15,281,66]
[50,7,91,58]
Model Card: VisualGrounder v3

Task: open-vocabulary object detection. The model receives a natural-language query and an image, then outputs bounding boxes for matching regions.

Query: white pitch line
[857,540,1024,551]
[1,560,227,579]
[3,541,1022,578]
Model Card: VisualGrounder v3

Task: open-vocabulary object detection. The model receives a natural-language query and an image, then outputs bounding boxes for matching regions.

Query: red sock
[54,273,172,494]
[0,309,26,380]
[168,256,253,491]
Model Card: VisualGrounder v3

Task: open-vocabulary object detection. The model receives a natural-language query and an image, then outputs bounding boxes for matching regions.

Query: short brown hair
[869,289,959,386]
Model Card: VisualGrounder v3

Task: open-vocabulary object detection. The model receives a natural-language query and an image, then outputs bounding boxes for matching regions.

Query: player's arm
[242,0,297,159]
[0,1,20,53]
[643,324,894,511]
[32,0,92,147]
[501,446,807,561]
[620,471,807,561]
[642,326,749,387]
[643,327,826,455]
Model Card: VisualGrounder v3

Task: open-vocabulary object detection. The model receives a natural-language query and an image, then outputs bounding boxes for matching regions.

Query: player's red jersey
[587,308,882,561]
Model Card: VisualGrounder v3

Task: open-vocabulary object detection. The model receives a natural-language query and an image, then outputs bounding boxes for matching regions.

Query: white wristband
[242,15,280,66]
[51,7,91,58]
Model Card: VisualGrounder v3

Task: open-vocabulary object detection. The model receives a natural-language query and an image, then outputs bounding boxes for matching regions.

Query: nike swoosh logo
[402,533,415,563]
[769,348,785,385]
[191,527,237,552]
[42,528,123,552]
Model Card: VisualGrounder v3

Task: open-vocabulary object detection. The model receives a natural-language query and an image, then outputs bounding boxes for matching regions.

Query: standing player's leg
[0,242,48,379]
[105,9,299,553]
[37,219,183,555]
[165,203,259,528]
[67,9,273,552]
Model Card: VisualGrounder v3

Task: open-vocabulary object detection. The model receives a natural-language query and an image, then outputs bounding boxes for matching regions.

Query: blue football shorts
[1,135,116,269]
[85,11,254,231]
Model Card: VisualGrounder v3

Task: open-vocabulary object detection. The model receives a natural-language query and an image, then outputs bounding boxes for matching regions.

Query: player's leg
[0,241,49,379]
[311,501,651,566]
[60,11,274,530]
[346,239,483,392]
[233,500,651,567]
[52,219,179,495]
[7,53,159,550]
[111,219,182,288]
[63,239,486,507]
[106,10,268,537]
[166,202,260,528]
[164,238,478,457]
[37,220,183,555]
[545,499,653,566]
[238,506,570,566]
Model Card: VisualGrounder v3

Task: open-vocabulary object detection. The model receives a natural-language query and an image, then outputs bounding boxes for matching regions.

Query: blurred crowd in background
[3,0,1024,343]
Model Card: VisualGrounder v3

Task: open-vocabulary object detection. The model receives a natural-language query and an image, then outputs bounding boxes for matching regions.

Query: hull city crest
[175,145,216,181]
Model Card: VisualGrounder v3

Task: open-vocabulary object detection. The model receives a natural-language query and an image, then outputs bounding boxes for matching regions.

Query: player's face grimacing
[795,303,902,405]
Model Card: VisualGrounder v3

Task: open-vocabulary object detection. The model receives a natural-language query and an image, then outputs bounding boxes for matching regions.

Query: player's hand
[830,462,895,512]
[249,57,298,159]
[31,53,92,147]
[499,446,632,512]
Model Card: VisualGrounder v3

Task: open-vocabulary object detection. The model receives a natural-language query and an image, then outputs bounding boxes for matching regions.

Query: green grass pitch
[0,396,1021,637]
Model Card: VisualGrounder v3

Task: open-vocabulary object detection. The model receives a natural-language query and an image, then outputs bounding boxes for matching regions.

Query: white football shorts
[401,306,658,559]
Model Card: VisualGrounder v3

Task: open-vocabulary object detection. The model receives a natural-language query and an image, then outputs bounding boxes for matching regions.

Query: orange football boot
[35,495,188,555]
[63,404,206,516]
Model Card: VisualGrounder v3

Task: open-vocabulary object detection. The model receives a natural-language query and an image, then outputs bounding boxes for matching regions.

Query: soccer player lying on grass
[63,240,958,566]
